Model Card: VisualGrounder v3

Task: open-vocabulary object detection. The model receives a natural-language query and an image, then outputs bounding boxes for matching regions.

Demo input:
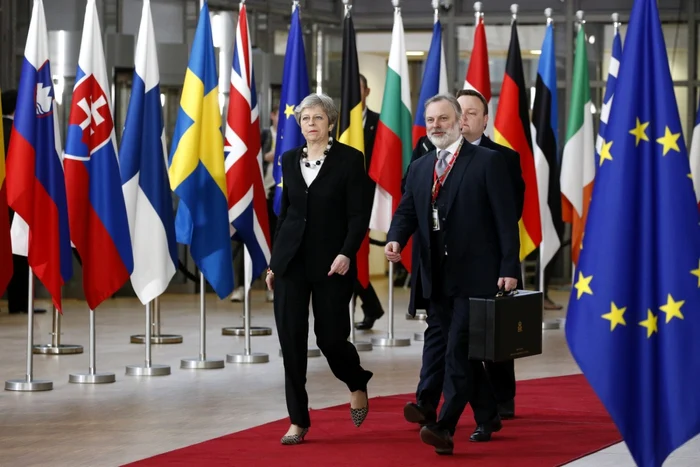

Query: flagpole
[5,268,53,391]
[228,247,269,363]
[349,296,372,351]
[537,6,562,332]
[130,296,183,344]
[370,0,410,348]
[68,307,116,384]
[126,300,172,376]
[33,297,84,355]
[181,273,226,369]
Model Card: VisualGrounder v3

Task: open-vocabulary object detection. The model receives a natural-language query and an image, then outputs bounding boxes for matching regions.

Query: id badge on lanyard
[431,206,440,231]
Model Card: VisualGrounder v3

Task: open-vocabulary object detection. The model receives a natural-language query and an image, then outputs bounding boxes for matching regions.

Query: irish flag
[368,5,412,270]
[560,24,595,265]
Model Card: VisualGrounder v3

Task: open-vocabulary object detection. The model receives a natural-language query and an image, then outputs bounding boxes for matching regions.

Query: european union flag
[565,0,700,466]
[272,3,309,215]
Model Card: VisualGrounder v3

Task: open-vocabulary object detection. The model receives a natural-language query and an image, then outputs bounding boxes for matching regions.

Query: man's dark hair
[271,103,279,113]
[1,89,18,115]
[359,74,368,89]
[456,89,488,115]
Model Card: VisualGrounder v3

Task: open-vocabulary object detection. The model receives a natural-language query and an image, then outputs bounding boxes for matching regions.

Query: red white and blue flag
[64,0,133,309]
[224,2,271,282]
[412,13,448,147]
[120,0,177,304]
[6,0,73,310]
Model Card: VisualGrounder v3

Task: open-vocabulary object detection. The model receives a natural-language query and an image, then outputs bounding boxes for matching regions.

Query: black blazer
[270,141,369,280]
[404,135,525,218]
[389,139,520,299]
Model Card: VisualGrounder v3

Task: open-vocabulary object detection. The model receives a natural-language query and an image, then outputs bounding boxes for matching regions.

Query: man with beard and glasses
[386,94,520,455]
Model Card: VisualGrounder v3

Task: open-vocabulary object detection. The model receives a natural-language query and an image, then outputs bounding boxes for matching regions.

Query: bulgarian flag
[560,24,595,265]
[368,4,412,271]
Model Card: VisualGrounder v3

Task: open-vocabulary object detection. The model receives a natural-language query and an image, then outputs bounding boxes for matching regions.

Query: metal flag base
[227,352,269,364]
[221,326,272,336]
[33,344,83,355]
[180,357,225,369]
[542,319,561,330]
[5,379,53,391]
[125,364,171,376]
[8,270,54,391]
[371,336,411,347]
[405,311,427,321]
[375,263,412,348]
[33,307,84,354]
[279,348,321,358]
[414,332,424,341]
[353,341,373,351]
[130,334,183,344]
[68,372,116,384]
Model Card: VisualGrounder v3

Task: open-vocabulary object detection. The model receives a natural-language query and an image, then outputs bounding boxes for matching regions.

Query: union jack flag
[225,2,271,282]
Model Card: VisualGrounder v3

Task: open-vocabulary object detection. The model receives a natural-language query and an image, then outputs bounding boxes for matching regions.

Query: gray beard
[428,131,460,150]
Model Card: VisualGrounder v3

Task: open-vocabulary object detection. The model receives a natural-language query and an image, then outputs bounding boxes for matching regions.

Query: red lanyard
[431,141,462,204]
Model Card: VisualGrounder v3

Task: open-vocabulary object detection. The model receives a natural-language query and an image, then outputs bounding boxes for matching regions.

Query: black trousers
[274,255,373,428]
[352,280,383,320]
[7,254,29,313]
[416,304,516,422]
[430,296,497,434]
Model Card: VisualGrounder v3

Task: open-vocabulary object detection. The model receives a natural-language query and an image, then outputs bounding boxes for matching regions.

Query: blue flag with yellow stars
[565,0,700,465]
[272,2,309,215]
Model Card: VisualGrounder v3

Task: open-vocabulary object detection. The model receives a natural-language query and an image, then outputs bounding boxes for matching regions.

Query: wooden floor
[0,280,697,466]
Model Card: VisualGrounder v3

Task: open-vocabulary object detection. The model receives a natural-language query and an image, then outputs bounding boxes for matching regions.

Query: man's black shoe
[419,424,454,455]
[403,402,436,426]
[497,399,515,420]
[354,311,384,330]
[469,415,503,442]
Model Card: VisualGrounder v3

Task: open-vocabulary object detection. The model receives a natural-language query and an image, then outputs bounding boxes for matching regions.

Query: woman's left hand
[328,254,351,276]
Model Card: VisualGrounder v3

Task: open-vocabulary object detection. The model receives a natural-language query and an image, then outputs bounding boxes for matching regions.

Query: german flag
[494,21,542,261]
[337,7,369,288]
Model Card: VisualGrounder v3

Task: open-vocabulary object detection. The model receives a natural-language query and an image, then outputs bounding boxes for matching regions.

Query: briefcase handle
[496,288,518,298]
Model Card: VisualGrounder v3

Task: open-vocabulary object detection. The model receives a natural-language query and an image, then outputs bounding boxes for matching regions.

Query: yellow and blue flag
[565,0,700,465]
[272,3,309,215]
[168,1,233,299]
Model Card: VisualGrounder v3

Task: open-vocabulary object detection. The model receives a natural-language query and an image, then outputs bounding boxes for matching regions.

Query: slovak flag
[224,2,271,281]
[5,0,72,310]
[64,0,133,310]
[120,0,177,304]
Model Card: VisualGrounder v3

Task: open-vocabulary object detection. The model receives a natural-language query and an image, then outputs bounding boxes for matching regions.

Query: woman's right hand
[265,271,275,291]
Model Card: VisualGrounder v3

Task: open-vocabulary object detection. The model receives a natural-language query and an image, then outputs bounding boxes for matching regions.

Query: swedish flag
[565,0,700,465]
[168,1,233,299]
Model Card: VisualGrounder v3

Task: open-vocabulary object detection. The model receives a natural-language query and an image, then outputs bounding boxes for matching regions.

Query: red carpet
[127,374,621,466]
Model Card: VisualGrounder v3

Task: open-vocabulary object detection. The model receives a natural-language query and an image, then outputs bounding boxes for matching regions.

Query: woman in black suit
[266,93,373,445]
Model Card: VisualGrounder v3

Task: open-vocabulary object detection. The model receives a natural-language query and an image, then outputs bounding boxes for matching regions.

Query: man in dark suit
[353,74,384,330]
[404,89,524,442]
[387,94,520,455]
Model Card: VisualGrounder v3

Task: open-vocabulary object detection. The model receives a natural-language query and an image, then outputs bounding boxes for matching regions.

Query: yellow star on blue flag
[564,1,700,466]
[271,3,309,216]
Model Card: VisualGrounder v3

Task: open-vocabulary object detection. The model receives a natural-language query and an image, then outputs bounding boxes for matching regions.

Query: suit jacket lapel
[290,147,307,187]
[444,140,476,216]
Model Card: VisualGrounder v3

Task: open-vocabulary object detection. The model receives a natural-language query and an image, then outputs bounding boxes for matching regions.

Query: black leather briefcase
[468,290,543,362]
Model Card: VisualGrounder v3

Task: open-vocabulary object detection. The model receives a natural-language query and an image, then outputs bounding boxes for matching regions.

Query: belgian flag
[337,7,369,288]
[494,20,542,261]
